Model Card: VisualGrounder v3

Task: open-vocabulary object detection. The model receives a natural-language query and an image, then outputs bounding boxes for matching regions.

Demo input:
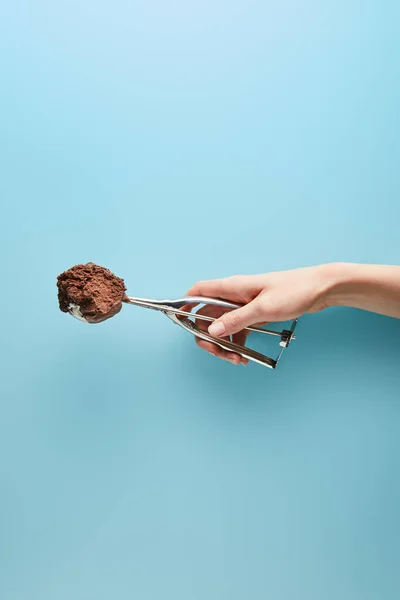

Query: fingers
[232,330,250,365]
[186,275,261,303]
[177,301,198,321]
[196,339,243,365]
[194,304,244,365]
[194,304,225,334]
[207,298,264,337]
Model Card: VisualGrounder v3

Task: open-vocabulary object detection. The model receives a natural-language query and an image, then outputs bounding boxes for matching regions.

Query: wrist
[321,262,366,308]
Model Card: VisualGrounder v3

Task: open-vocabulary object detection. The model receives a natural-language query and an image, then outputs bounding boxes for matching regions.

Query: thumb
[208,299,263,337]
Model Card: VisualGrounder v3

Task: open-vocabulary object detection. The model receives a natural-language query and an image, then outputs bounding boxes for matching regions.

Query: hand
[185,265,332,364]
[190,303,251,366]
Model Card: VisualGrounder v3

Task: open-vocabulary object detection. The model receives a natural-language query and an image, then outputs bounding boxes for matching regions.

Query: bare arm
[324,263,400,319]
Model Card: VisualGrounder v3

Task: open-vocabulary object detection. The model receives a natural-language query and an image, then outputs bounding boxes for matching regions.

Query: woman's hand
[184,263,400,365]
[185,265,332,364]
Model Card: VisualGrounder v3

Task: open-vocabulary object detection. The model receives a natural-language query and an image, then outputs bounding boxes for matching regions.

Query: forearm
[324,263,400,319]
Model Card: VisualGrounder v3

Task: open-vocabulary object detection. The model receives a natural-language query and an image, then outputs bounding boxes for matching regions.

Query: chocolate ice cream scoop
[57,263,127,323]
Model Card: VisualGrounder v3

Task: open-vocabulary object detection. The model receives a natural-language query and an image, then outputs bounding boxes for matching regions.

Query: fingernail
[208,321,226,337]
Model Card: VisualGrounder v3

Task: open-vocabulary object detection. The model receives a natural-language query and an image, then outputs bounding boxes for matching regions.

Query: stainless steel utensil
[125,295,297,369]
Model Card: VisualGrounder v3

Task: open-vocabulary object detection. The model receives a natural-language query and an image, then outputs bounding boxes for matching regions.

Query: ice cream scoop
[57,263,297,368]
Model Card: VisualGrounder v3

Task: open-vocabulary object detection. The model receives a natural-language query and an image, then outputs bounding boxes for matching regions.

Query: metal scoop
[67,294,297,369]
[124,296,297,369]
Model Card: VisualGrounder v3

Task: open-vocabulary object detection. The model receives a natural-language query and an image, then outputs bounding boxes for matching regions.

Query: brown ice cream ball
[57,262,127,324]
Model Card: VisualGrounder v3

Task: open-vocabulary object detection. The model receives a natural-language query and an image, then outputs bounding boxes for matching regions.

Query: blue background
[1,2,400,599]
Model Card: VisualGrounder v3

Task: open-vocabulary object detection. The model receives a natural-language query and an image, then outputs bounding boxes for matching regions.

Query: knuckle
[228,312,242,328]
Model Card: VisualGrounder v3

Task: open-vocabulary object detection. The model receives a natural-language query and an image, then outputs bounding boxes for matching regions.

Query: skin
[184,263,400,366]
